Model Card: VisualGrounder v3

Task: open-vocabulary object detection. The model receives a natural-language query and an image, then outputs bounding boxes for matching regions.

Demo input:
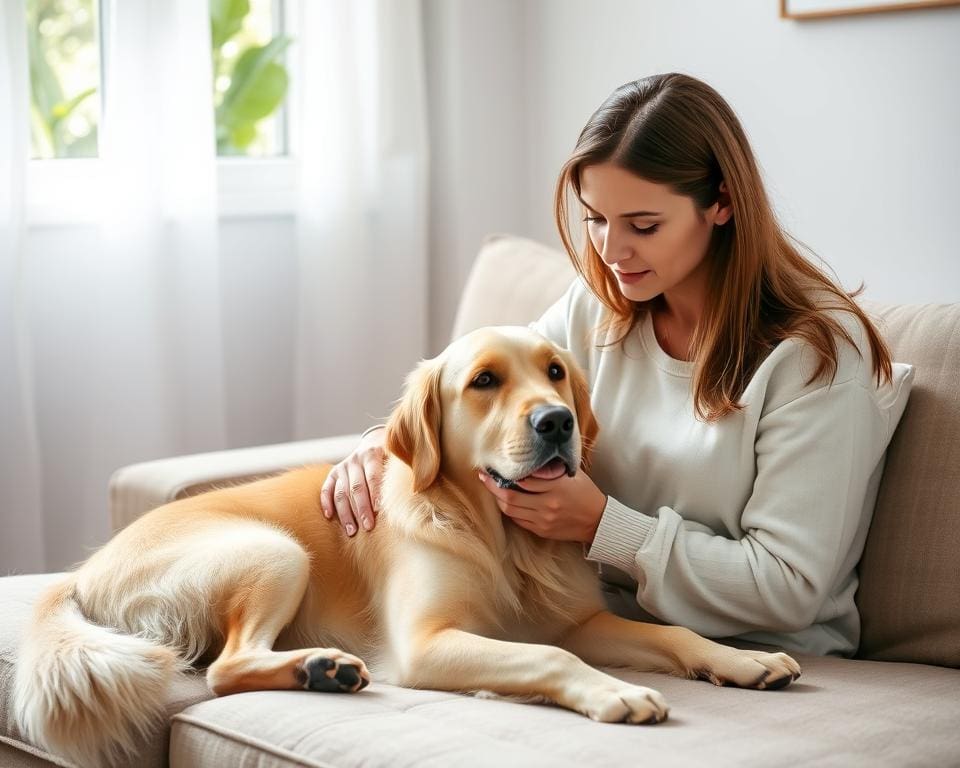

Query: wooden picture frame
[781,0,960,19]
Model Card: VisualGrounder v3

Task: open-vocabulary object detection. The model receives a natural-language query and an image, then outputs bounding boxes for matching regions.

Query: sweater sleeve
[529,279,601,380]
[586,376,900,638]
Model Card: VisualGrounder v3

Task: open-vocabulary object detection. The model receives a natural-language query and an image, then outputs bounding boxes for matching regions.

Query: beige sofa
[2,234,959,767]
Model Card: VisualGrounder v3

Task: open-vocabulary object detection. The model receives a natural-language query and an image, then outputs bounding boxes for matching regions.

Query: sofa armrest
[108,434,361,532]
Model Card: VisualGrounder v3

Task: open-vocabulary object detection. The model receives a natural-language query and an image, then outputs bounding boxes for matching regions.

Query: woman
[320,73,912,657]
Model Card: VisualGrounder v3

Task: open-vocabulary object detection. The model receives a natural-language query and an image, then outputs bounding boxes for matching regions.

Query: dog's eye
[548,363,565,381]
[471,371,499,389]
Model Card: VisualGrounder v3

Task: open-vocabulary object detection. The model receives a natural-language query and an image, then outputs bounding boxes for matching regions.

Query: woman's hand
[477,468,607,543]
[321,426,387,536]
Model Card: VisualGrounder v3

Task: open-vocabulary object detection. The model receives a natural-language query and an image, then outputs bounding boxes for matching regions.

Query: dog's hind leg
[204,528,370,696]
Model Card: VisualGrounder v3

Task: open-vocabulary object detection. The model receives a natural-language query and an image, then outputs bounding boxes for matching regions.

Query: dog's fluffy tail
[13,578,180,767]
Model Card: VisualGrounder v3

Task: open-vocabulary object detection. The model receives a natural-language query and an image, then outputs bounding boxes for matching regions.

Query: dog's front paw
[696,649,801,690]
[297,650,371,693]
[578,683,669,724]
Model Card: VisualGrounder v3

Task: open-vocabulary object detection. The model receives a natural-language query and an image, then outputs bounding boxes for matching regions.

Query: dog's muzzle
[486,405,578,492]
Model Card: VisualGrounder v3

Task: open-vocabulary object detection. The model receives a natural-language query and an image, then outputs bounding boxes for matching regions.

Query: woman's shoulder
[533,277,606,342]
[561,276,605,317]
[748,296,879,413]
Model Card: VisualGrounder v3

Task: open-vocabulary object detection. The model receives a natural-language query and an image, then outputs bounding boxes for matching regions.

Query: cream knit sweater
[533,280,913,656]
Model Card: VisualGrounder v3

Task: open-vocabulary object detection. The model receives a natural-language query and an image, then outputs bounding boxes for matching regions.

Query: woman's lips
[615,269,652,284]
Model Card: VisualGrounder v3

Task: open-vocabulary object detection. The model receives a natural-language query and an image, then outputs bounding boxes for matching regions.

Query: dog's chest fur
[487,527,604,642]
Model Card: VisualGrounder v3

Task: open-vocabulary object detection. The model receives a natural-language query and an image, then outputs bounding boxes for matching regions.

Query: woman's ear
[566,353,599,472]
[385,358,443,493]
[714,180,733,226]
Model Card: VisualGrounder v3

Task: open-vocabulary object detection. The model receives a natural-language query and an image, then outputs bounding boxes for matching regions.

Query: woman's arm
[587,377,895,638]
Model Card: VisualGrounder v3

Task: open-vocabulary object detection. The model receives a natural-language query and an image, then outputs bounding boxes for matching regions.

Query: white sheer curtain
[294,0,429,437]
[0,0,44,574]
[84,0,226,474]
[95,0,226,455]
[1,0,429,574]
[1,0,225,573]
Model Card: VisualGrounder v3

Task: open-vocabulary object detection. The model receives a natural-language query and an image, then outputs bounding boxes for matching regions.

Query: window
[212,0,292,157]
[25,0,298,220]
[27,0,101,160]
[26,0,292,160]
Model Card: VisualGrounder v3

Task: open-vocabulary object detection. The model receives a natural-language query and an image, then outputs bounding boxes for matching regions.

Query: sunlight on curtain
[3,0,429,573]
[294,0,429,437]
[3,0,227,572]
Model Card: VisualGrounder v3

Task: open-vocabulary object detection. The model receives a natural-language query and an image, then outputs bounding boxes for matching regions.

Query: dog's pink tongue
[528,458,568,481]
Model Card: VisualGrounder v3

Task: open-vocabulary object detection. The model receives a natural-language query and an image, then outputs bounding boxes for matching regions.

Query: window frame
[25,0,300,227]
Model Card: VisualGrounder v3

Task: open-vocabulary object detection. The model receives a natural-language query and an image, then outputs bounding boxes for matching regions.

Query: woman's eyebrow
[578,197,662,217]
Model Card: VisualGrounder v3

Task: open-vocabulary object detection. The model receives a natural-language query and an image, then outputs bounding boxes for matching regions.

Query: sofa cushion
[169,655,960,768]
[4,574,960,768]
[855,303,960,668]
[0,573,213,768]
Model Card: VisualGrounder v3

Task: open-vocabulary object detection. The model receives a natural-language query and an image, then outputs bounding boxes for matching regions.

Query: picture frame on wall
[781,0,960,19]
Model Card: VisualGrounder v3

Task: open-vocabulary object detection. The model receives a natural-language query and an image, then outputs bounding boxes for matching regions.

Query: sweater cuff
[586,495,657,574]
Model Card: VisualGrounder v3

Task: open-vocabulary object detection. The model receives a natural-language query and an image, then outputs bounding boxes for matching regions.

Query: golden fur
[14,326,801,767]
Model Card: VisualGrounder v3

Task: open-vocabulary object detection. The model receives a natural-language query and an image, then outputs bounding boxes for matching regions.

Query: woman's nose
[598,232,631,266]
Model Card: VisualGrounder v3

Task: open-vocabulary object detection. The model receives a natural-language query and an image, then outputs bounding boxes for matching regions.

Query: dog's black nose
[529,405,574,445]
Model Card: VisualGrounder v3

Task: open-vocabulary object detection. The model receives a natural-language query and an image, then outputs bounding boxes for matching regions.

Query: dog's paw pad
[298,652,370,693]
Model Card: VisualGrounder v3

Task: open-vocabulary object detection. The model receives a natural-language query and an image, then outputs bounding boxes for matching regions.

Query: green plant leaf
[26,21,64,126]
[221,61,288,126]
[218,36,292,122]
[210,0,250,50]
[229,122,258,149]
[50,86,96,127]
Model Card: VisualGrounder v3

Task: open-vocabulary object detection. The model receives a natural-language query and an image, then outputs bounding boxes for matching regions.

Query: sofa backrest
[854,302,960,668]
[455,234,959,669]
[451,234,576,340]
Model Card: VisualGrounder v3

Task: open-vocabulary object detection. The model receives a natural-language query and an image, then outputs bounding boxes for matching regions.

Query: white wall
[423,0,960,346]
[519,0,960,303]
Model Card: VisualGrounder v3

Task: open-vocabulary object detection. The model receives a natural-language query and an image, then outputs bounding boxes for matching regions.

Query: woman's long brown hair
[554,73,892,421]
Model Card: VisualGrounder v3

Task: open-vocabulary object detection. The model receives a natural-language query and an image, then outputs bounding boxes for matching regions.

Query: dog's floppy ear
[567,354,599,472]
[385,357,443,493]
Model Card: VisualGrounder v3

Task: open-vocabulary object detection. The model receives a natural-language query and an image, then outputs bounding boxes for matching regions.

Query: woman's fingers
[321,425,389,536]
[477,470,542,511]
[320,470,337,520]
[321,448,387,536]
[332,468,359,536]
[345,458,377,532]
[363,454,386,516]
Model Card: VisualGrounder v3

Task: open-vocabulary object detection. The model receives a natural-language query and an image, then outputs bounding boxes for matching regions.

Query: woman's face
[578,162,730,309]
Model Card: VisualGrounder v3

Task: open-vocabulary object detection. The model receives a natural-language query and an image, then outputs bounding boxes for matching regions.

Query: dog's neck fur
[382,455,532,556]
[427,459,511,554]
[380,454,598,630]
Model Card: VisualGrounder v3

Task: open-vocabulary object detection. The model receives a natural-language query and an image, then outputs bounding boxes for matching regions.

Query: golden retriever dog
[14,326,801,766]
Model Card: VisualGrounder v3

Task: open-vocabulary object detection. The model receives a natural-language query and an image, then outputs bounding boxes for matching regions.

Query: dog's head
[385,327,599,494]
